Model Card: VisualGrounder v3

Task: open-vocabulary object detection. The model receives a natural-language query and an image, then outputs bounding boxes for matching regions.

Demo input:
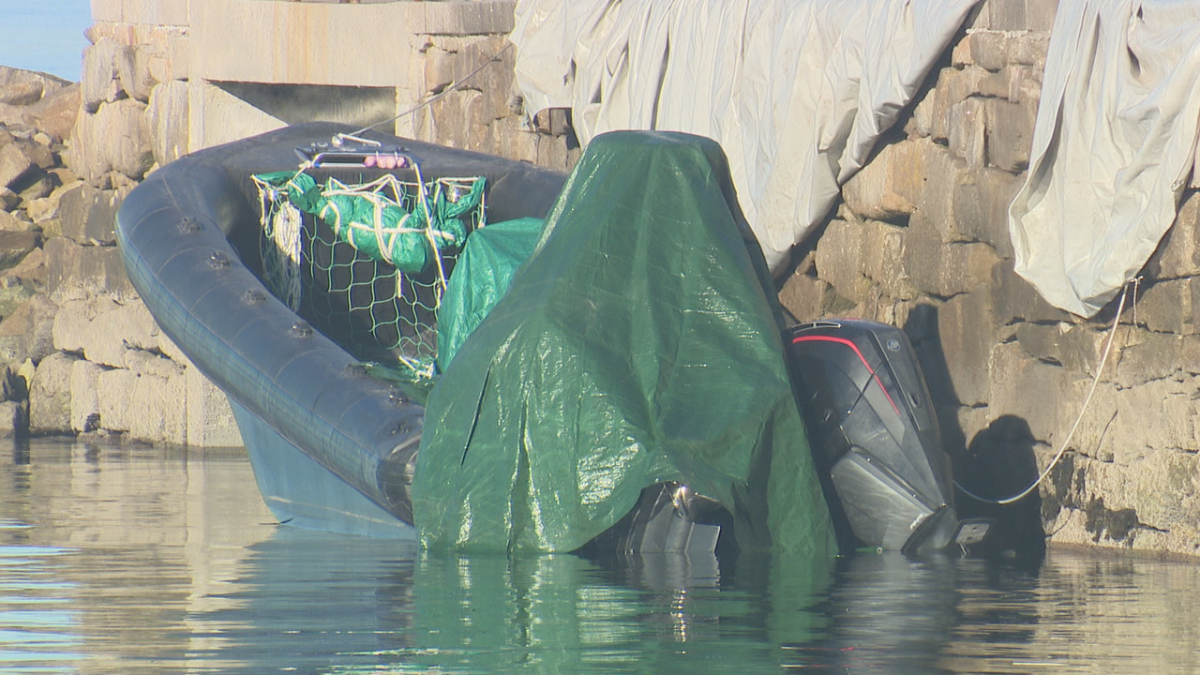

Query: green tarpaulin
[414,131,836,555]
[436,216,544,372]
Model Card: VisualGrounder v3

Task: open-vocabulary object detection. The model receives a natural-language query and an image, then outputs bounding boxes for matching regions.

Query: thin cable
[334,42,514,145]
[955,281,1131,506]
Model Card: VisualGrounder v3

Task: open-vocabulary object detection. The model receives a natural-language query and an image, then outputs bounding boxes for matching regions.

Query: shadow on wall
[903,306,1046,563]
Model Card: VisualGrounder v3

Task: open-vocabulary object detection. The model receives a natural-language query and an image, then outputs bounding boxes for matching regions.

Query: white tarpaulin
[510,0,980,272]
[1010,0,1200,317]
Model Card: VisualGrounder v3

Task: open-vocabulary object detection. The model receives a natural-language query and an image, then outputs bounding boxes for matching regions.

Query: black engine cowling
[785,319,988,554]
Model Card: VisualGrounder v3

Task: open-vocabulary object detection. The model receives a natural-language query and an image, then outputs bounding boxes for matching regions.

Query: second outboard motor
[785,319,989,555]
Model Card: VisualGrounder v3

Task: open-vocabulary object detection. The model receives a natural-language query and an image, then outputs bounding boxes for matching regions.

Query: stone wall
[6,0,1198,556]
[779,0,1200,558]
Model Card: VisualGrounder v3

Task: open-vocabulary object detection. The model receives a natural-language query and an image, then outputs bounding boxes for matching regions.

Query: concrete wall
[4,0,1193,555]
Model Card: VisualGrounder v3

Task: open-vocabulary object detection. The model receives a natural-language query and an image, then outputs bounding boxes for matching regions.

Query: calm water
[0,437,1197,674]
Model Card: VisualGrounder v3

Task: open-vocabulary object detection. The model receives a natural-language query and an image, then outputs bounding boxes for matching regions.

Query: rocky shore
[0,64,240,446]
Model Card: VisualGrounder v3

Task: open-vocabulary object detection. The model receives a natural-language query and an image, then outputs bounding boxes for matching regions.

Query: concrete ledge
[91,0,190,27]
[191,0,516,87]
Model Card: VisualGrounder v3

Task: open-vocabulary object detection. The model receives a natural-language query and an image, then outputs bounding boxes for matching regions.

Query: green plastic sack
[436,217,545,372]
[413,131,836,556]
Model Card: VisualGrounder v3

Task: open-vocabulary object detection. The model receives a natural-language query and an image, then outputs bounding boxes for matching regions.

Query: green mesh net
[252,170,486,381]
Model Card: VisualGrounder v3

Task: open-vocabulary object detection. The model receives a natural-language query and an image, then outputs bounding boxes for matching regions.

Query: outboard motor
[784,319,989,555]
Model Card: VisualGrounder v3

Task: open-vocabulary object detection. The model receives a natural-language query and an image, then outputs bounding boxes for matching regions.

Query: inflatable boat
[116,122,982,556]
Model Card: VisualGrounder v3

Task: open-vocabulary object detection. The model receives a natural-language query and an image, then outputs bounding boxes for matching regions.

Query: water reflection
[0,438,1197,674]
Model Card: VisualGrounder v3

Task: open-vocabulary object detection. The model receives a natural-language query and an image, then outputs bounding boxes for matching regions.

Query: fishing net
[252,170,486,381]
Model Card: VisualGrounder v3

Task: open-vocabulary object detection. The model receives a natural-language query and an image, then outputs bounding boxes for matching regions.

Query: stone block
[983,0,1058,32]
[952,166,1022,258]
[0,283,34,321]
[1014,321,1109,375]
[948,97,987,170]
[842,139,924,223]
[69,98,154,182]
[862,220,918,301]
[929,66,985,143]
[424,46,457,94]
[990,259,1072,324]
[533,130,579,172]
[70,359,103,433]
[28,350,77,434]
[490,115,540,164]
[58,183,122,246]
[44,237,136,304]
[53,297,162,368]
[186,365,243,448]
[778,271,829,323]
[914,140,972,242]
[410,0,518,36]
[0,210,30,233]
[813,218,869,304]
[16,139,55,171]
[1008,33,1051,68]
[23,84,80,143]
[81,38,128,114]
[0,293,56,366]
[0,142,34,190]
[118,44,158,103]
[1137,277,1200,334]
[984,97,1035,173]
[25,195,59,227]
[904,221,999,298]
[938,287,997,406]
[1113,331,1199,388]
[0,231,40,272]
[952,30,1008,72]
[987,341,1076,444]
[96,366,187,444]
[145,81,189,167]
[123,348,183,379]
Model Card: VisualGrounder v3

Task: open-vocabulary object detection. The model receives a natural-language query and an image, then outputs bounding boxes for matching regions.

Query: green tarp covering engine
[416,130,836,555]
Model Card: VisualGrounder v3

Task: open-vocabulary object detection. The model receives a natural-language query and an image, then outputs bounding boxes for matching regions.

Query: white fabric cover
[510,0,980,272]
[1010,0,1200,317]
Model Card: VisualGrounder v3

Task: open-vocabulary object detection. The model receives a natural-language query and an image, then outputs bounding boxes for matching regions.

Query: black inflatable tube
[116,122,566,526]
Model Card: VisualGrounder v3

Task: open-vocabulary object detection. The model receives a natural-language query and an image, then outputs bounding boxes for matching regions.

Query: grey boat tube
[116,122,566,528]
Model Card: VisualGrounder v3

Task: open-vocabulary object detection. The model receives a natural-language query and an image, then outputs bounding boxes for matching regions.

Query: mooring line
[955,280,1132,505]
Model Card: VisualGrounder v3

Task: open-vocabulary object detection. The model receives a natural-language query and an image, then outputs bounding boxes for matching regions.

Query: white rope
[955,281,1131,505]
[253,177,304,311]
